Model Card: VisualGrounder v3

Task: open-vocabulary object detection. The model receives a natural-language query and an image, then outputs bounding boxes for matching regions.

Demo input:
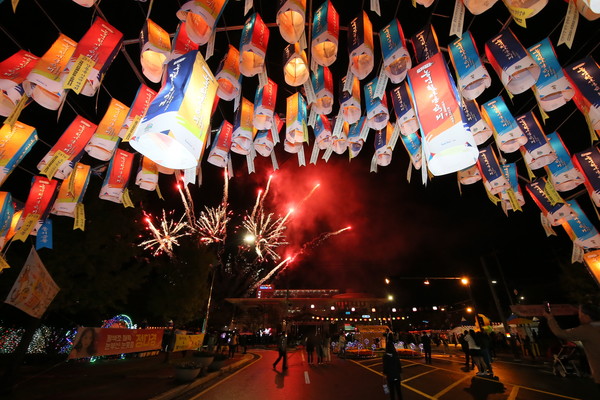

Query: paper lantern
[400,132,423,170]
[15,176,59,238]
[374,122,396,167]
[207,120,233,167]
[176,0,228,45]
[390,82,418,136]
[283,43,309,87]
[99,149,135,204]
[461,99,492,145]
[416,0,435,6]
[215,45,242,101]
[499,163,525,211]
[0,192,14,239]
[0,50,38,117]
[23,33,77,110]
[527,39,574,112]
[231,98,255,155]
[504,0,548,19]
[254,79,278,130]
[340,75,361,124]
[51,163,91,217]
[364,77,389,130]
[286,92,307,144]
[255,115,282,157]
[410,24,440,64]
[284,138,304,154]
[477,145,510,195]
[480,96,527,153]
[171,22,200,61]
[277,0,306,44]
[311,0,339,67]
[576,0,600,20]
[485,29,540,95]
[0,207,22,249]
[379,19,411,84]
[312,65,333,115]
[38,115,97,180]
[564,57,600,130]
[61,17,123,97]
[140,19,171,83]
[331,121,349,155]
[448,32,491,101]
[239,13,270,77]
[314,114,332,150]
[347,117,366,158]
[572,146,600,207]
[562,200,600,249]
[0,121,38,187]
[407,53,478,176]
[462,0,499,15]
[348,11,374,80]
[526,178,575,226]
[516,112,556,170]
[118,84,158,139]
[85,99,130,161]
[72,0,97,6]
[545,132,584,192]
[130,50,218,170]
[135,157,159,191]
[458,165,481,185]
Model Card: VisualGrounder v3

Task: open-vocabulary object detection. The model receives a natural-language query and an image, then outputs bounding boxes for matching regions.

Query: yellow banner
[0,255,11,271]
[68,165,78,195]
[40,150,69,180]
[122,188,134,208]
[544,179,563,205]
[173,333,205,352]
[63,55,95,94]
[558,0,578,49]
[156,182,164,200]
[506,188,522,211]
[4,94,29,127]
[485,186,501,205]
[506,4,533,28]
[74,204,85,231]
[13,214,40,242]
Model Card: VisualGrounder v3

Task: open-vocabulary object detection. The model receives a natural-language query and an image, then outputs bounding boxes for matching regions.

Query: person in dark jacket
[421,332,432,364]
[272,332,288,370]
[382,341,403,400]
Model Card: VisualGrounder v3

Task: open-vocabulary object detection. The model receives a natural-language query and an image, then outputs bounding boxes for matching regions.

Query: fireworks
[195,171,230,245]
[140,210,190,257]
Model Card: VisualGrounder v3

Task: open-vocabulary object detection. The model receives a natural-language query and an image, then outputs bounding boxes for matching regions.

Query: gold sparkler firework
[195,171,230,244]
[140,210,191,257]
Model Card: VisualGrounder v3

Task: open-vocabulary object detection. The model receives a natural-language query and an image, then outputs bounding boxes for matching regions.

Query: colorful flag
[15,176,59,238]
[477,145,509,195]
[231,98,256,155]
[118,84,157,140]
[312,65,334,115]
[254,78,278,130]
[410,24,440,64]
[461,99,492,145]
[364,77,389,130]
[207,120,233,167]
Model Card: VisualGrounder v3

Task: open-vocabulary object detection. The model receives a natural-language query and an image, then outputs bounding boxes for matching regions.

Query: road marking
[433,374,470,398]
[189,353,261,399]
[518,386,583,400]
[402,369,436,383]
[508,386,520,400]
[304,371,310,384]
[401,383,436,399]
[301,352,305,363]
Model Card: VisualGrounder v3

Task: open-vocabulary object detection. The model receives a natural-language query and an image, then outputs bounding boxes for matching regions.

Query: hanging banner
[0,192,14,239]
[68,327,164,359]
[564,57,600,130]
[135,157,159,191]
[458,164,482,185]
[485,29,541,95]
[131,50,218,170]
[215,45,242,102]
[0,121,38,187]
[400,131,423,170]
[562,199,600,249]
[14,176,58,240]
[573,146,600,207]
[545,132,585,191]
[477,145,510,195]
[286,92,307,144]
[481,96,527,153]
[254,78,278,130]
[364,77,389,130]
[379,18,411,84]
[239,13,270,77]
[500,163,524,212]
[4,247,59,318]
[277,0,306,44]
[311,0,339,67]
[173,333,206,352]
[390,82,419,136]
[119,84,157,140]
[85,99,130,161]
[348,11,374,80]
[176,0,228,46]
[340,75,361,124]
[0,50,38,117]
[139,19,171,83]
[99,149,134,204]
[35,218,52,250]
[208,120,234,167]
[516,112,557,170]
[448,31,491,101]
[231,97,256,155]
[407,52,478,176]
[51,163,91,217]
[312,65,334,115]
[461,99,492,145]
[170,22,199,61]
[526,178,574,226]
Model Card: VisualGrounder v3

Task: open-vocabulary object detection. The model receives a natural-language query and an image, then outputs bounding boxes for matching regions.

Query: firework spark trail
[196,171,230,244]
[253,257,292,290]
[177,183,195,227]
[140,211,190,257]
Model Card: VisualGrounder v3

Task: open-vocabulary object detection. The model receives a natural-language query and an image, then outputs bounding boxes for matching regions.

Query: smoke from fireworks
[140,210,190,257]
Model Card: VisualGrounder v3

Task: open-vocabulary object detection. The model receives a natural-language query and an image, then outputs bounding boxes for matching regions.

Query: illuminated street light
[412,307,417,312]
[310,304,315,309]
[330,305,335,310]
[392,308,396,312]
[424,279,430,285]
[432,306,438,311]
[466,307,473,313]
[461,277,470,285]
[385,278,390,284]
[387,294,394,301]
[371,307,376,313]
[491,280,497,284]
[351,307,355,312]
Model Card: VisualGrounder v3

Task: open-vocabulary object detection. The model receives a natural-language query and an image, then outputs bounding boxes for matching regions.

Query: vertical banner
[285,92,308,145]
[500,163,524,212]
[0,121,38,187]
[99,149,134,204]
[400,131,423,170]
[311,0,339,67]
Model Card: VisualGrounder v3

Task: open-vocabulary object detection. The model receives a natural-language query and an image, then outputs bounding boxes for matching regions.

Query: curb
[149,354,254,400]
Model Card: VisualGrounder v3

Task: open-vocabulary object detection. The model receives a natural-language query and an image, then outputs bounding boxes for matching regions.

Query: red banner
[68,327,164,359]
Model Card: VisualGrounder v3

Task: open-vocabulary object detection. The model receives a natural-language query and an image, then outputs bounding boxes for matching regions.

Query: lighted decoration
[562,200,600,249]
[283,43,309,87]
[118,84,157,139]
[448,32,491,101]
[135,157,159,191]
[231,97,255,155]
[311,0,339,67]
[481,96,527,153]
[347,117,367,158]
[499,163,525,212]
[458,165,482,185]
[310,114,332,162]
[364,77,389,130]
[348,11,374,80]
[407,52,478,176]
[526,178,575,226]
[416,0,435,6]
[239,13,270,77]
[61,17,123,97]
[23,33,77,110]
[286,92,307,145]
[485,29,540,95]
[379,18,411,84]
[400,131,423,170]
[139,19,172,83]
[0,50,38,117]
[564,57,600,130]
[572,146,600,207]
[0,192,14,239]
[576,0,600,20]
[516,112,556,170]
[72,0,97,6]
[0,206,22,250]
[461,99,492,145]
[390,82,419,136]
[504,0,549,19]
[98,149,134,204]
[176,0,228,45]
[37,116,96,180]
[130,50,218,170]
[477,145,510,195]
[462,0,499,15]
[545,132,584,192]
[254,79,278,130]
[215,45,242,101]
[373,122,397,168]
[85,99,130,161]
[0,121,38,187]
[51,163,91,217]
[207,120,233,167]
[340,75,361,124]
[311,65,334,115]
[170,22,200,61]
[255,114,283,158]
[15,176,59,238]
[331,120,349,155]
[410,24,440,64]
[277,0,306,44]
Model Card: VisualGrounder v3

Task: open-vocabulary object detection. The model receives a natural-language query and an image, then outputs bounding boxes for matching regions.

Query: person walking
[273,332,288,370]
[382,340,403,400]
[323,333,331,363]
[228,331,239,358]
[305,331,316,365]
[465,329,485,375]
[338,331,347,358]
[421,332,432,364]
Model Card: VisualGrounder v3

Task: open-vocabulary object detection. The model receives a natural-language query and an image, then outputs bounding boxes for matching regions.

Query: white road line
[508,386,520,400]
[304,371,310,384]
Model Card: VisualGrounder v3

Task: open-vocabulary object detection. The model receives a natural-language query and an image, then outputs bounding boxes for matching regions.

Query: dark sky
[1,0,599,312]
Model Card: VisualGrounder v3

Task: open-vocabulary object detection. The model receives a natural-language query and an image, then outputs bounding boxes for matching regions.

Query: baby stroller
[552,342,583,378]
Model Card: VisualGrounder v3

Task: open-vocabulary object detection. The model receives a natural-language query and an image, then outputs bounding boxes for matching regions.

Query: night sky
[0,0,599,316]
